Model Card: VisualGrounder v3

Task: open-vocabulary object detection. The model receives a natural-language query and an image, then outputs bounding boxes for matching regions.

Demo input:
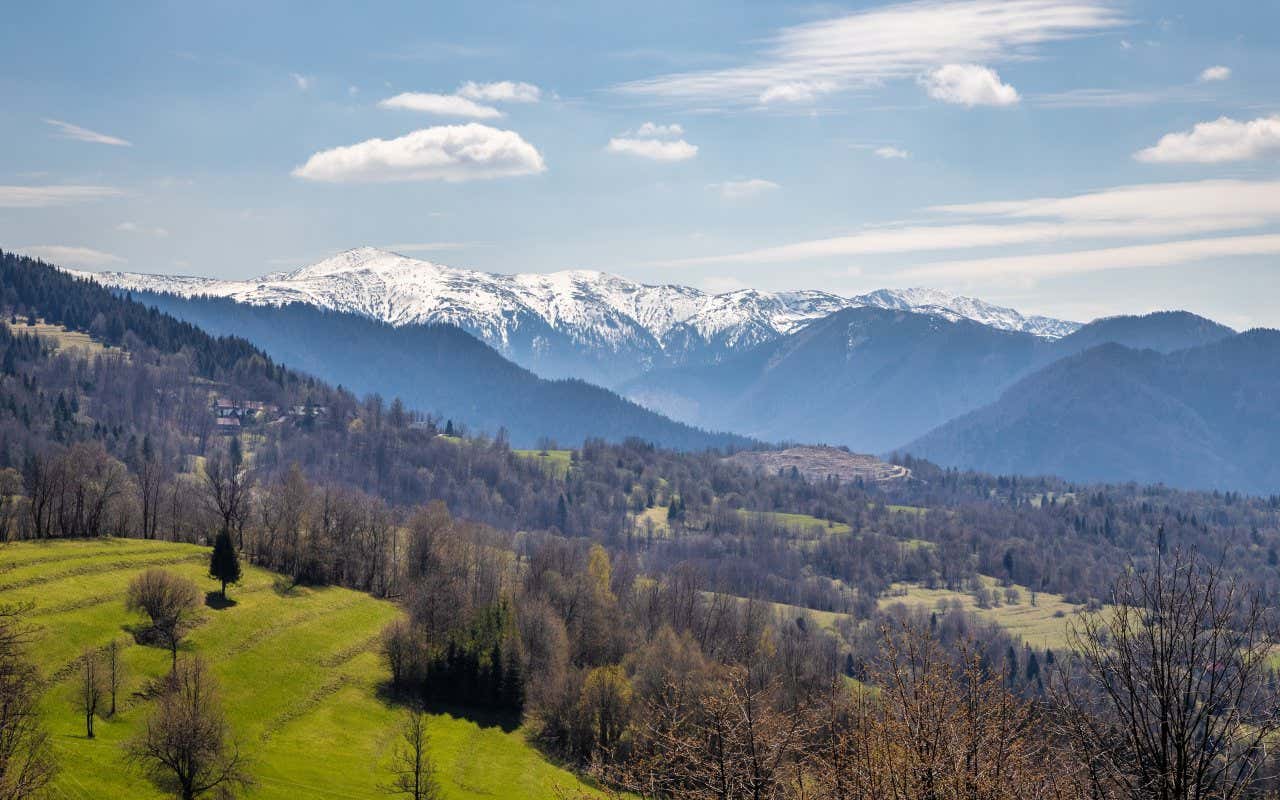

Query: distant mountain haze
[78,246,1079,386]
[620,309,1240,455]
[123,291,754,451]
[906,329,1280,493]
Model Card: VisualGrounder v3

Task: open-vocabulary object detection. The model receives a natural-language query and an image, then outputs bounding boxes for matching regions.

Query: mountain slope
[128,290,752,450]
[620,308,1237,454]
[78,247,1078,384]
[904,331,1280,493]
[623,308,1053,453]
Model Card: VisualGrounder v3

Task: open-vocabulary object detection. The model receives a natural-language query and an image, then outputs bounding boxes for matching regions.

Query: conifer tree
[209,528,242,600]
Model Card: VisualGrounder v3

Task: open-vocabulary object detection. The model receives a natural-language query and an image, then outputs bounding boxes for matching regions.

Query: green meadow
[3,538,600,800]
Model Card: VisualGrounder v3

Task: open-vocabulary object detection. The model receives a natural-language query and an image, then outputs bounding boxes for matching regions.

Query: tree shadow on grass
[204,591,236,610]
[375,681,521,733]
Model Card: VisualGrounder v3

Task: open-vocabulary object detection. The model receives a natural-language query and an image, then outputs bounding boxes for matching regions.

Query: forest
[5,249,1280,799]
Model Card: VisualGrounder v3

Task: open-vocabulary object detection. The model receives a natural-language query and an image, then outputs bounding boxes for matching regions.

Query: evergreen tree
[209,528,242,600]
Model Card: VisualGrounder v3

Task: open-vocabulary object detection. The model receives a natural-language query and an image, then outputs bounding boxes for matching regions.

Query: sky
[2,0,1279,328]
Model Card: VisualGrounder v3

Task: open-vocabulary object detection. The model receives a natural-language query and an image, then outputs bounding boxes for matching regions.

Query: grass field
[877,576,1084,652]
[737,510,853,537]
[10,319,121,358]
[3,538,601,800]
[513,448,573,478]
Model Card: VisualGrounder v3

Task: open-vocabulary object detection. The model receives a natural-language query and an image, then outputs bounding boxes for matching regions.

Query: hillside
[621,307,1241,457]
[905,331,1280,493]
[77,247,1078,385]
[6,538,600,800]
[111,288,754,452]
[622,307,1051,452]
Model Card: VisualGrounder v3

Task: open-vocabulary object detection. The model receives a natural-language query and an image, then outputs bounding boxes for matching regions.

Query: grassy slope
[878,576,1083,651]
[3,538,599,800]
[512,449,573,479]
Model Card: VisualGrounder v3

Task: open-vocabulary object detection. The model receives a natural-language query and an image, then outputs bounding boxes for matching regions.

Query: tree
[1052,548,1280,800]
[126,569,200,669]
[128,658,250,800]
[77,647,104,738]
[0,605,57,799]
[105,638,127,717]
[386,707,442,800]
[208,529,242,600]
[203,438,252,550]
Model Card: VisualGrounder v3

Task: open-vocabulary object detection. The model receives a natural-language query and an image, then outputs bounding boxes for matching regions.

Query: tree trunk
[86,711,94,738]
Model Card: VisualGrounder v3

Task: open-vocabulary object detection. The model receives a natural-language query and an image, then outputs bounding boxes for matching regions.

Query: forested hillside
[907,331,1280,492]
[123,287,753,451]
[6,250,1280,798]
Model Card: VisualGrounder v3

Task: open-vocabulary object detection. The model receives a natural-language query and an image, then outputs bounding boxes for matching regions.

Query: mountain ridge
[75,246,1080,385]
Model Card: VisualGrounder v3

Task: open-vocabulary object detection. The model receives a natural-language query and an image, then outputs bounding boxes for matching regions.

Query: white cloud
[378,92,503,119]
[0,184,124,207]
[901,234,1280,281]
[457,80,541,103]
[919,64,1019,106]
[653,179,1280,267]
[292,124,547,183]
[43,119,131,146]
[19,245,125,268]
[291,73,314,91]
[633,122,684,137]
[1198,65,1231,82]
[617,0,1122,106]
[1135,115,1280,164]
[117,222,168,237]
[758,81,835,105]
[607,137,698,161]
[711,179,779,200]
[874,146,910,159]
[607,122,697,161]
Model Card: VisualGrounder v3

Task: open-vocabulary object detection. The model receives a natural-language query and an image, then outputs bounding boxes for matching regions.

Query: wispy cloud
[874,146,911,159]
[1135,115,1280,164]
[651,179,1280,272]
[616,0,1124,107]
[19,245,125,269]
[901,234,1280,281]
[0,185,124,207]
[44,119,131,146]
[709,179,779,200]
[292,124,547,183]
[919,64,1019,106]
[117,222,169,237]
[291,73,314,91]
[378,92,503,119]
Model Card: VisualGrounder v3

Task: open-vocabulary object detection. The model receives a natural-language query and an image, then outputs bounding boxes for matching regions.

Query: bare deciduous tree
[105,638,127,717]
[386,707,441,800]
[1052,547,1280,800]
[128,657,250,800]
[77,647,104,739]
[126,569,200,669]
[0,605,57,799]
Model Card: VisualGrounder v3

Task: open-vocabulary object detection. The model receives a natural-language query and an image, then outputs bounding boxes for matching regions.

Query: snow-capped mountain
[80,247,1079,385]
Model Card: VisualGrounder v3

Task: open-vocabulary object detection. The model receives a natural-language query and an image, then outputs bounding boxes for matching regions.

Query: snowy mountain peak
[78,248,1080,384]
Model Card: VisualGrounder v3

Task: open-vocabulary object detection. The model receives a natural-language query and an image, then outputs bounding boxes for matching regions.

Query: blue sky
[3,0,1279,327]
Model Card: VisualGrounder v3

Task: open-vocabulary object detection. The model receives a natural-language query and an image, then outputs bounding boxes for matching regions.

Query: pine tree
[209,528,242,600]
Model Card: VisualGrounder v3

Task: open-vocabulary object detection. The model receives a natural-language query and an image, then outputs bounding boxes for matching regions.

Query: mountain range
[81,247,1079,386]
[619,309,1238,454]
[58,247,1279,493]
